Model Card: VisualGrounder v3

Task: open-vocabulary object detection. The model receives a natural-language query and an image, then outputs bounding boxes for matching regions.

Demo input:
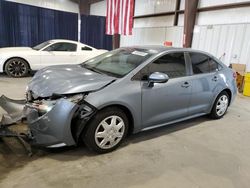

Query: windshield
[81,48,153,78]
[32,41,51,50]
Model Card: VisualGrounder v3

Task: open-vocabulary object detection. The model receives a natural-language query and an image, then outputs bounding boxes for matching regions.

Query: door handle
[181,82,190,88]
[212,76,218,81]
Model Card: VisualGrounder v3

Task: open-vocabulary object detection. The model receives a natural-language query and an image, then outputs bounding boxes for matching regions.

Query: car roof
[126,45,176,52]
[48,39,96,49]
[123,45,213,56]
[49,39,79,44]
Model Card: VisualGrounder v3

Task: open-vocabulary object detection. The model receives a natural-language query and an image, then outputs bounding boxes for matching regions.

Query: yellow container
[243,73,250,96]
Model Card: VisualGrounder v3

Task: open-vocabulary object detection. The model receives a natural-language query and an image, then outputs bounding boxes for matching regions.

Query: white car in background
[0,39,108,77]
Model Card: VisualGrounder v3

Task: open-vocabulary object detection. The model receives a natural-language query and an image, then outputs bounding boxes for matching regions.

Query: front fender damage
[0,95,97,148]
[24,99,79,147]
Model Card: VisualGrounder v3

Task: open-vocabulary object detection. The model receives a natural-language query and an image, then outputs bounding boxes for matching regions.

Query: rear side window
[189,53,220,74]
[138,52,186,79]
[82,46,92,51]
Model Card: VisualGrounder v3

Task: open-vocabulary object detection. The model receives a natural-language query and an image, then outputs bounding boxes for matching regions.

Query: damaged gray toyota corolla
[0,46,237,153]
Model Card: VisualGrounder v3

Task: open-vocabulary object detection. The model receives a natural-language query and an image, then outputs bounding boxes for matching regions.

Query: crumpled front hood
[28,65,116,98]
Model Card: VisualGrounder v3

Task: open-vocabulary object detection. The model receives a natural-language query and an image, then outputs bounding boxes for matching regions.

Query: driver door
[140,52,192,129]
[40,42,78,66]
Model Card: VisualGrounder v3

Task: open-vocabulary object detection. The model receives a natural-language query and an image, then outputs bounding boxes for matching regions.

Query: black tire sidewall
[83,107,129,154]
[5,58,29,78]
[210,91,229,119]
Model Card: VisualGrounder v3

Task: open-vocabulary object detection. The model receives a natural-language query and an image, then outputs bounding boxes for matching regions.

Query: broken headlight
[30,94,84,115]
[31,100,56,114]
[66,94,84,103]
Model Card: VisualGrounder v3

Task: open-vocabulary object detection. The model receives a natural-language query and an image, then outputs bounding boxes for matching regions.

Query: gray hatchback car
[24,46,237,153]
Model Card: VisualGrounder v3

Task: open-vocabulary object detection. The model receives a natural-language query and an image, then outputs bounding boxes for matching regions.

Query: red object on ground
[164,41,173,46]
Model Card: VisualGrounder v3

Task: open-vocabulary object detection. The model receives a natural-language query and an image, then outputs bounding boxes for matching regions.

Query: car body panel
[84,79,142,133]
[187,63,237,116]
[0,47,41,72]
[0,39,107,72]
[28,64,115,98]
[141,77,192,128]
[24,99,78,146]
[0,95,26,125]
[188,72,222,115]
[0,46,237,147]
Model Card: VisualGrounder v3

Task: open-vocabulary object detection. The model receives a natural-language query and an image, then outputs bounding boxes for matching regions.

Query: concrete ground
[0,73,250,188]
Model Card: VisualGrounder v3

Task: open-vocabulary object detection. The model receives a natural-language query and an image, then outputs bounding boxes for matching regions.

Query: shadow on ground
[0,115,209,180]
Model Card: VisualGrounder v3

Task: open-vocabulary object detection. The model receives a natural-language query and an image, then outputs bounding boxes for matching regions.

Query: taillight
[233,72,237,79]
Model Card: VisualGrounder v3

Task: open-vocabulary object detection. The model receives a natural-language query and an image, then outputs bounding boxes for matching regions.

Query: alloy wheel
[7,60,27,77]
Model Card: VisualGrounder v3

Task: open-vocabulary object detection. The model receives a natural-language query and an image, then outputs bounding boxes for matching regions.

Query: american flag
[106,0,135,35]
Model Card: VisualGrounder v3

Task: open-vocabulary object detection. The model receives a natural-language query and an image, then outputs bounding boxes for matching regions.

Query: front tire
[5,58,29,78]
[210,91,229,119]
[83,107,128,154]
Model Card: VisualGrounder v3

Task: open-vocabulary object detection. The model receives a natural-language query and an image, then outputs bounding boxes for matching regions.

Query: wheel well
[3,57,31,71]
[99,105,135,135]
[71,104,135,144]
[222,88,232,105]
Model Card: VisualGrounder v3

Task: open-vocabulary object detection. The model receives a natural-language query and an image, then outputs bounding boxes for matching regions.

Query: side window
[82,46,93,51]
[190,53,220,74]
[209,58,222,72]
[138,52,186,80]
[44,42,77,52]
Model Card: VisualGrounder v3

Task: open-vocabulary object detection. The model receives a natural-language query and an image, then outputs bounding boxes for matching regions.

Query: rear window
[82,46,92,51]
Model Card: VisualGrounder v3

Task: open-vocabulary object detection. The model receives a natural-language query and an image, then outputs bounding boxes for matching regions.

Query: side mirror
[148,72,169,87]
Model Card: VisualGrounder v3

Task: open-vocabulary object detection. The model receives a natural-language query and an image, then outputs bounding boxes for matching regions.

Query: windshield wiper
[82,64,122,78]
[97,70,122,78]
[82,65,104,75]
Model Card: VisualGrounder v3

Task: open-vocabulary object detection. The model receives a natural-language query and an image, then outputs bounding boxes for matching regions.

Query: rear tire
[83,107,128,154]
[210,91,229,119]
[5,58,29,78]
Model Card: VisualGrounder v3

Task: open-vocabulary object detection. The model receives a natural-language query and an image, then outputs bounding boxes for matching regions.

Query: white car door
[40,42,78,67]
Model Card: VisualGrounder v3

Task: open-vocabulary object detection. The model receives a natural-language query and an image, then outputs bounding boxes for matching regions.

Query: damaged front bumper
[0,95,26,125]
[0,95,96,148]
[24,99,79,147]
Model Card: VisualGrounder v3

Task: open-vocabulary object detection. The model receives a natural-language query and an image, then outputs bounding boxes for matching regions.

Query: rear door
[187,52,223,115]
